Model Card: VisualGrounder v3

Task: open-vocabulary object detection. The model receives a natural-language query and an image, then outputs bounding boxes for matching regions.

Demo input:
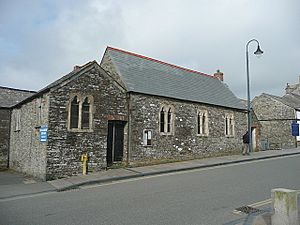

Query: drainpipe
[126,92,131,166]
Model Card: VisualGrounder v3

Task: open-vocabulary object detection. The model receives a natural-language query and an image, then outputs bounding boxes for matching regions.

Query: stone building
[240,99,262,151]
[0,86,36,168]
[252,76,300,150]
[9,47,247,180]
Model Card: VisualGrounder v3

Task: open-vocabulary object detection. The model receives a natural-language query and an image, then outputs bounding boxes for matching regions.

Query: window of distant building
[14,109,21,131]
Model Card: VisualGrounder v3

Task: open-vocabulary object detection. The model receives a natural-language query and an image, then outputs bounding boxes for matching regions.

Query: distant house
[0,86,36,168]
[252,77,300,150]
[240,99,262,152]
[8,47,247,180]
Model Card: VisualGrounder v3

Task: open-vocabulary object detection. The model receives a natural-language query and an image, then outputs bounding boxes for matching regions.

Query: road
[1,155,300,225]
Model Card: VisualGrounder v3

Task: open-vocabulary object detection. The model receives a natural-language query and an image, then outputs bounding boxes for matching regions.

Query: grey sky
[0,0,299,99]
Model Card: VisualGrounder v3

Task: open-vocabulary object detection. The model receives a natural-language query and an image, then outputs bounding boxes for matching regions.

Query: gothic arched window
[70,96,79,129]
[81,97,90,129]
[160,107,165,133]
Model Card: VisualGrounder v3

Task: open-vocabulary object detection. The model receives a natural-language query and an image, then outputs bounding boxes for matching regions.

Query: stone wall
[0,109,10,168]
[252,94,296,149]
[128,93,247,164]
[9,95,49,180]
[0,87,35,169]
[46,65,128,180]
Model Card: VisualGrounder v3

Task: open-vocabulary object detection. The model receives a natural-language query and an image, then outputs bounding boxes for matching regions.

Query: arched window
[225,116,229,135]
[81,97,90,129]
[160,105,174,134]
[167,108,172,133]
[229,118,233,136]
[202,113,206,134]
[225,113,234,136]
[68,95,93,131]
[70,96,79,129]
[197,110,208,135]
[160,107,165,132]
[197,112,201,134]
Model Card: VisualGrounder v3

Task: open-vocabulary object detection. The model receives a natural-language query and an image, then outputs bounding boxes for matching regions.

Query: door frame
[106,120,126,167]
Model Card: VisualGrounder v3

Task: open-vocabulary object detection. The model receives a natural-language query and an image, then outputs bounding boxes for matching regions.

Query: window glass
[82,97,90,129]
[167,108,172,133]
[70,96,79,129]
[143,130,152,146]
[160,108,165,133]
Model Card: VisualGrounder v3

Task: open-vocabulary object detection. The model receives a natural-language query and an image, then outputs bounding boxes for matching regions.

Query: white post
[271,188,298,225]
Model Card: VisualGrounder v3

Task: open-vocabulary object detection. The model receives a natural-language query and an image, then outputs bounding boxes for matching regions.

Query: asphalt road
[1,155,300,225]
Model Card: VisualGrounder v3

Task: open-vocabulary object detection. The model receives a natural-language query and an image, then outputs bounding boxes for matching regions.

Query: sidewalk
[48,148,300,191]
[1,148,300,200]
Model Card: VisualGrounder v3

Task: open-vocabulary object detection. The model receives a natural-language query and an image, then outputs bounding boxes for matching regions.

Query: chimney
[213,69,224,81]
[73,65,81,71]
[285,83,293,94]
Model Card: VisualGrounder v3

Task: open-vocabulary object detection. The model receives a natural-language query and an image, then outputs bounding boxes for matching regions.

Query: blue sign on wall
[291,121,299,136]
[40,125,48,142]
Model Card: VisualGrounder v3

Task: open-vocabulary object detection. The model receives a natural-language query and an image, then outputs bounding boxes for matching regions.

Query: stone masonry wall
[9,95,49,180]
[46,65,127,180]
[252,94,295,149]
[129,93,247,164]
[0,109,10,168]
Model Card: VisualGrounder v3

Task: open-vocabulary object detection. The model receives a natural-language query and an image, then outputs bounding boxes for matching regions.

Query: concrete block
[271,188,298,225]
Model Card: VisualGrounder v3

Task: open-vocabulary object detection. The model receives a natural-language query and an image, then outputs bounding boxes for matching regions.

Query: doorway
[106,120,126,167]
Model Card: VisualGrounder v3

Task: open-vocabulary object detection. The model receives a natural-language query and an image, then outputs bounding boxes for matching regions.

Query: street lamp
[246,39,263,153]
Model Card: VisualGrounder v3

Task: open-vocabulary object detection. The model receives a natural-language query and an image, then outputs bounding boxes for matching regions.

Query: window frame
[197,110,209,136]
[143,129,153,147]
[225,113,235,137]
[68,94,93,132]
[81,97,91,129]
[159,105,175,135]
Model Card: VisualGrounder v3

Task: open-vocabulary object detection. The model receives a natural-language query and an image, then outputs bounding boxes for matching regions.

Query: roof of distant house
[104,47,245,110]
[259,92,300,109]
[0,86,36,108]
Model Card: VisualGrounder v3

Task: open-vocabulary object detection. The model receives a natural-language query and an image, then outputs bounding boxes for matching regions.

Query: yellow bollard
[81,153,88,175]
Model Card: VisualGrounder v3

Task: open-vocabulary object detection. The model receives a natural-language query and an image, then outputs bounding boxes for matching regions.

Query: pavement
[1,148,300,200]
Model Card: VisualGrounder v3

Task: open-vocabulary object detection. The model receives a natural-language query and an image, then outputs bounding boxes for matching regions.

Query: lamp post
[246,39,263,153]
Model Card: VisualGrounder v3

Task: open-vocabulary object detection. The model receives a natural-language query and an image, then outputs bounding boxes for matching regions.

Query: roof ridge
[107,46,213,79]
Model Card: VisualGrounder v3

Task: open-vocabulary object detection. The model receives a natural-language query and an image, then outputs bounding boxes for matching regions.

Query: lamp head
[254,44,264,58]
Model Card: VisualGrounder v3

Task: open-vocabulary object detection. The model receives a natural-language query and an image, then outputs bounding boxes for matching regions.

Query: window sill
[160,132,174,136]
[68,128,94,133]
[197,134,209,137]
[143,145,153,147]
[225,135,235,138]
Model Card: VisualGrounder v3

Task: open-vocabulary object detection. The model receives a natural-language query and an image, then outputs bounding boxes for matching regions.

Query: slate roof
[262,93,300,109]
[0,86,36,108]
[105,47,245,110]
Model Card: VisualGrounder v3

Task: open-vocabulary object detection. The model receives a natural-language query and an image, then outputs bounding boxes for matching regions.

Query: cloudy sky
[0,0,299,99]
